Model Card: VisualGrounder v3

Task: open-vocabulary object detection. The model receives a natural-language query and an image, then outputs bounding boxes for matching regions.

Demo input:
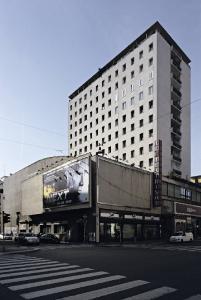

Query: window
[123,153,126,161]
[79,149,82,154]
[122,63,126,71]
[70,143,72,149]
[84,135,87,142]
[96,96,98,103]
[131,123,135,131]
[79,97,82,104]
[90,100,92,107]
[122,115,126,122]
[102,91,105,98]
[131,150,135,158]
[149,57,153,66]
[108,146,111,153]
[139,91,144,100]
[102,115,105,121]
[139,105,144,114]
[149,100,153,109]
[139,161,144,168]
[131,57,134,65]
[75,131,77,137]
[139,133,144,141]
[122,88,126,97]
[139,64,143,73]
[74,121,77,127]
[102,126,105,133]
[131,84,134,92]
[115,119,118,126]
[115,106,118,114]
[131,70,135,78]
[149,71,154,80]
[108,134,111,141]
[148,85,153,95]
[108,75,111,82]
[102,138,105,144]
[108,111,111,118]
[96,141,99,147]
[70,105,72,111]
[149,129,153,137]
[131,136,135,144]
[149,143,153,152]
[79,138,82,144]
[149,43,153,52]
[102,103,105,110]
[84,125,87,131]
[90,122,92,128]
[115,82,118,89]
[84,115,87,121]
[84,93,87,100]
[122,140,126,148]
[122,127,126,135]
[96,118,98,125]
[70,115,72,120]
[79,108,82,114]
[149,158,153,166]
[90,89,92,96]
[115,143,118,151]
[115,131,118,138]
[130,97,134,105]
[96,129,98,136]
[122,101,126,110]
[75,101,77,107]
[139,50,143,59]
[108,87,111,94]
[75,141,77,146]
[131,110,135,118]
[79,118,82,124]
[139,119,144,127]
[115,69,118,77]
[96,107,98,113]
[70,124,72,129]
[149,114,153,123]
[90,144,92,150]
[96,85,98,91]
[139,79,143,86]
[90,133,92,138]
[108,99,111,106]
[75,111,77,117]
[108,122,111,129]
[102,80,105,87]
[84,104,87,110]
[122,76,126,84]
[139,147,144,155]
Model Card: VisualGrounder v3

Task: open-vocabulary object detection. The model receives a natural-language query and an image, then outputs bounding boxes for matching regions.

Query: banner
[43,158,89,208]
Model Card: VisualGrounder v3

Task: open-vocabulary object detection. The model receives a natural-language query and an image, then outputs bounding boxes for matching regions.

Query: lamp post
[83,214,87,243]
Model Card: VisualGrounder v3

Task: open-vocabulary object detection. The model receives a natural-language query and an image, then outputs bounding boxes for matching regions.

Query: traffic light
[3,212,10,223]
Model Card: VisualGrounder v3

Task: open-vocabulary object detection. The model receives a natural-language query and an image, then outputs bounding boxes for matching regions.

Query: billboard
[43,158,89,208]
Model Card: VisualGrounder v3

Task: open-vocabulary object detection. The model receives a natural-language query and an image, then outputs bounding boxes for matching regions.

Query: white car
[0,233,13,240]
[169,231,193,243]
[17,233,40,245]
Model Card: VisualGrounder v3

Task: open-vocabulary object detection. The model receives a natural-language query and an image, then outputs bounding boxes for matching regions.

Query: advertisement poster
[43,158,89,208]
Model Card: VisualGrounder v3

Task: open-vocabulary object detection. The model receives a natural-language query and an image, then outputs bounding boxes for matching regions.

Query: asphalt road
[1,243,201,300]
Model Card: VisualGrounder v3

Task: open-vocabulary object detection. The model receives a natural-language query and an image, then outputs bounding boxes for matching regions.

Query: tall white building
[68,22,191,179]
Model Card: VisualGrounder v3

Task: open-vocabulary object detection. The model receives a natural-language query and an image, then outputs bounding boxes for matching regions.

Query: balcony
[171,58,181,71]
[172,169,182,177]
[172,87,182,97]
[171,101,182,111]
[171,142,182,150]
[171,128,182,137]
[171,64,181,78]
[172,155,182,163]
[171,91,181,103]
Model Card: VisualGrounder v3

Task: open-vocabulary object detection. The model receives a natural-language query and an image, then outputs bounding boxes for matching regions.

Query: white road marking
[122,286,177,299]
[0,262,68,273]
[9,271,109,291]
[57,280,149,300]
[0,258,46,265]
[0,260,58,270]
[0,268,93,284]
[0,265,79,278]
[21,275,125,299]
[184,295,201,300]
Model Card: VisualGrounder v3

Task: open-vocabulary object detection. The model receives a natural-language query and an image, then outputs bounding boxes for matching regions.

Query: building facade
[68,21,191,179]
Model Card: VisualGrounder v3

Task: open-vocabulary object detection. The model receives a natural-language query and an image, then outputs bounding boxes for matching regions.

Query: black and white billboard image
[43,158,89,208]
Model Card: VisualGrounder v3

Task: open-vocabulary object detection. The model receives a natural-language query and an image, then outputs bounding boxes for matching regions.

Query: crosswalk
[125,243,201,253]
[0,254,200,299]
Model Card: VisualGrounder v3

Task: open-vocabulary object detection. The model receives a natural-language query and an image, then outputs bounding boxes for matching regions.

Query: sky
[0,0,200,177]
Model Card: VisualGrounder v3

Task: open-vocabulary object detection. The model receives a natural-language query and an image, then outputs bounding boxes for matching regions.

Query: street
[0,243,201,299]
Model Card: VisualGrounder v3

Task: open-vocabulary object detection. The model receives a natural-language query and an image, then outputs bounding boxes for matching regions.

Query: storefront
[99,211,161,243]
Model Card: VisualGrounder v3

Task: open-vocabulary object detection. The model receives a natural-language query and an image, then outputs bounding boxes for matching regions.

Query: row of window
[70,71,154,110]
[70,99,153,122]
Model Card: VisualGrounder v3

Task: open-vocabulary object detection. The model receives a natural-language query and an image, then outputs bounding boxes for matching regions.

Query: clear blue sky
[0,0,200,177]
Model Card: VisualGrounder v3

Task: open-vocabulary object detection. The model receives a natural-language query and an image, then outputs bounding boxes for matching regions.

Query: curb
[0,248,40,255]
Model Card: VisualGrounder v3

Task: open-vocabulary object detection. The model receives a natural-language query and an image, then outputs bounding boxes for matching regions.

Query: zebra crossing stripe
[184,295,201,300]
[122,286,177,299]
[0,268,93,284]
[21,275,125,299]
[57,280,149,300]
[0,265,79,279]
[0,262,68,273]
[0,258,46,265]
[9,271,109,291]
[0,260,59,270]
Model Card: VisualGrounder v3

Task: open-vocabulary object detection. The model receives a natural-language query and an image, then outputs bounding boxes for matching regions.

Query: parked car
[0,233,13,240]
[39,234,60,244]
[15,233,40,245]
[169,231,193,243]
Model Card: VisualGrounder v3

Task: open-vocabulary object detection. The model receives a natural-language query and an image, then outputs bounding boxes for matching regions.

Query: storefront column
[96,207,100,243]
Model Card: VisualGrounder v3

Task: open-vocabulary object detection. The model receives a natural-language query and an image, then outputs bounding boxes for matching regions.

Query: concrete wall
[97,157,152,210]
